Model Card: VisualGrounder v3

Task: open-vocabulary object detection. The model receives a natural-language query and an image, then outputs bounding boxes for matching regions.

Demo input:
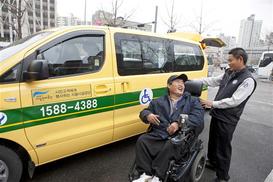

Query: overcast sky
[56,0,273,39]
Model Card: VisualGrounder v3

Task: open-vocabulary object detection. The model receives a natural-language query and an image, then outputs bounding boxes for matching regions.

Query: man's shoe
[150,176,161,182]
[213,177,229,182]
[132,173,152,182]
[205,160,216,170]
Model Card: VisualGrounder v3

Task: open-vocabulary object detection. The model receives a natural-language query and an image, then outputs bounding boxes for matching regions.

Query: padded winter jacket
[139,92,204,140]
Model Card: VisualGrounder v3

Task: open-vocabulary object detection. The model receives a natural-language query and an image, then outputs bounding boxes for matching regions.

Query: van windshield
[263,53,273,60]
[259,57,272,67]
[259,53,273,67]
[0,31,52,63]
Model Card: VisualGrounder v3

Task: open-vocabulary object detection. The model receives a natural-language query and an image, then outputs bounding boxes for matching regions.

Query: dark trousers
[135,133,181,180]
[208,116,237,180]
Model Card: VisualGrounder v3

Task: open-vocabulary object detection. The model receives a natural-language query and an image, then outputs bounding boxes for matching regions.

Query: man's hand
[147,114,160,125]
[200,99,213,108]
[167,122,179,135]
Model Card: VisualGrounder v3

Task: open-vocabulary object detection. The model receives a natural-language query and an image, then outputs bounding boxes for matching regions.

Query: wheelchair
[128,80,206,182]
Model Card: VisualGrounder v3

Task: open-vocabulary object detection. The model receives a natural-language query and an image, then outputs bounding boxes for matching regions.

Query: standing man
[200,48,257,182]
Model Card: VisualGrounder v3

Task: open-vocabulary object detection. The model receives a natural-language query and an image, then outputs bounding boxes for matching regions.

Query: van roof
[0,26,201,74]
[42,25,200,46]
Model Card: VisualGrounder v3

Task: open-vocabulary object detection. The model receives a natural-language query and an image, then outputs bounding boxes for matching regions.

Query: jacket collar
[164,92,191,117]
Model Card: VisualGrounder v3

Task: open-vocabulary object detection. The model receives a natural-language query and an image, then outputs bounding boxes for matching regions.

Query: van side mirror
[23,59,49,82]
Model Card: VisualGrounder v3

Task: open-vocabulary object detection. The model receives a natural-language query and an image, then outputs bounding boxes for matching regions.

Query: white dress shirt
[201,73,255,109]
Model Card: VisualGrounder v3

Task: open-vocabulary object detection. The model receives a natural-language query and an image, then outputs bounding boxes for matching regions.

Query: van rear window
[173,41,204,71]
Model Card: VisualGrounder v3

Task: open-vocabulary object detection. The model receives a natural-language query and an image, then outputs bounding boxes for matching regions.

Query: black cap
[167,74,188,85]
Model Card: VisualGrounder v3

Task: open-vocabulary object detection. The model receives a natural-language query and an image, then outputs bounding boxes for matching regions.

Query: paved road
[26,75,273,182]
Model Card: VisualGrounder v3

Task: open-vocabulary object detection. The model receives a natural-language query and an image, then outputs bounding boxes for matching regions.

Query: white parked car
[0,41,10,49]
[220,61,228,70]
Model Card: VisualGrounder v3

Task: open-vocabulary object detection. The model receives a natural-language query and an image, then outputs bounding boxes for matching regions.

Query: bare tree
[189,17,218,35]
[0,0,31,40]
[265,32,273,50]
[265,32,273,44]
[99,0,135,27]
[161,0,180,33]
[187,0,219,35]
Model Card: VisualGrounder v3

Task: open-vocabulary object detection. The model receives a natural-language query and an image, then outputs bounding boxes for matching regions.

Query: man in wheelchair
[132,74,205,182]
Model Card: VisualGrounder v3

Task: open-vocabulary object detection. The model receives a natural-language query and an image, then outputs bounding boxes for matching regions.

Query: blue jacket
[139,92,204,139]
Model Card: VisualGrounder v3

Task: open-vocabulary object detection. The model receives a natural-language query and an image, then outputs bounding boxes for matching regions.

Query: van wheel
[189,148,206,182]
[0,145,23,182]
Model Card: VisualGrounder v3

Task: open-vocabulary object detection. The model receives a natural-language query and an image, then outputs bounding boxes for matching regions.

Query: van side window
[0,64,20,83]
[115,33,168,75]
[173,42,204,71]
[142,40,168,70]
[37,36,104,77]
[119,39,142,75]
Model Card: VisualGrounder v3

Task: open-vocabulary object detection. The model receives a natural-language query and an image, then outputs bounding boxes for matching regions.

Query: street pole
[154,5,158,33]
[170,0,174,31]
[199,0,203,35]
[84,0,87,25]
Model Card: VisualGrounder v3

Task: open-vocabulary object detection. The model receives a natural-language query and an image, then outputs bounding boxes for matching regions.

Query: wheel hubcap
[195,157,205,179]
[0,160,8,182]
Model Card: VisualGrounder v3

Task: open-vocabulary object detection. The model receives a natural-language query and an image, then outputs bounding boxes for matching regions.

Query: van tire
[0,145,23,182]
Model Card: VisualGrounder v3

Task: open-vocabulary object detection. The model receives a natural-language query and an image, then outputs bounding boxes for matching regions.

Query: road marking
[249,100,273,107]
[264,169,273,182]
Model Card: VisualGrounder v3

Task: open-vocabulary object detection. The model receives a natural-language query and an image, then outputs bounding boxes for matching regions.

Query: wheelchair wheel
[189,148,206,182]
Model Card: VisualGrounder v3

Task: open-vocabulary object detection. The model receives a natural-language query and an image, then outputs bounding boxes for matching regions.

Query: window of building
[37,35,104,77]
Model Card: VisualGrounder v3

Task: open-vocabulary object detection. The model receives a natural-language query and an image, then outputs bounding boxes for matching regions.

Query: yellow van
[0,26,224,181]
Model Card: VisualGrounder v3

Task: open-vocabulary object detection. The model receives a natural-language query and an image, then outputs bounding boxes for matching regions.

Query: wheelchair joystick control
[179,114,188,128]
[171,114,189,145]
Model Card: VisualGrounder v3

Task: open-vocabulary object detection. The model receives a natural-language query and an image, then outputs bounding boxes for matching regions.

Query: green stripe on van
[0,87,206,133]
[0,87,167,133]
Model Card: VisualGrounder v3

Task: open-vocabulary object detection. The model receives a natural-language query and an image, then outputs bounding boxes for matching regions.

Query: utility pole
[154,5,158,33]
[199,0,203,35]
[84,0,87,25]
[170,0,174,31]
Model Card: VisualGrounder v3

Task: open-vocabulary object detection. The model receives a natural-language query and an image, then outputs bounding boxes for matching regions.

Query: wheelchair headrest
[184,80,203,97]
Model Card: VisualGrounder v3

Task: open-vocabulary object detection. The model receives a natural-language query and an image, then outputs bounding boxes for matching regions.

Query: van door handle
[121,82,129,92]
[94,85,112,94]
